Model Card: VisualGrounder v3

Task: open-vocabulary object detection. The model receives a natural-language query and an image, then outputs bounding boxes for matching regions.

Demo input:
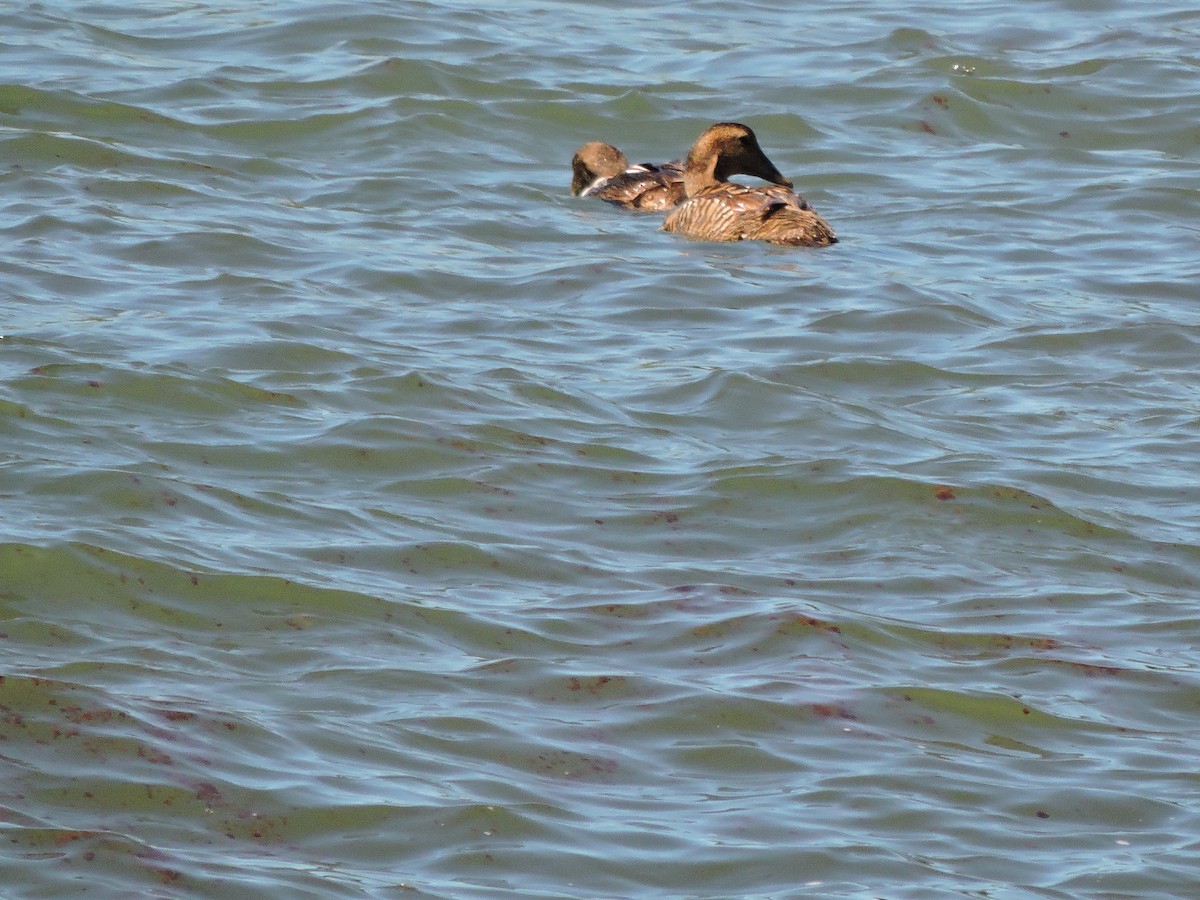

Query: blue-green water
[3,2,1199,896]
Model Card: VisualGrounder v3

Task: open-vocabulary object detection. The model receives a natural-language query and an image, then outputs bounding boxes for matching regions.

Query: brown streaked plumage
[662,122,837,246]
[570,141,686,211]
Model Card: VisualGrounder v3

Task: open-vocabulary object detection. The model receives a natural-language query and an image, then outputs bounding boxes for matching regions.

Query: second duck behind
[571,141,685,212]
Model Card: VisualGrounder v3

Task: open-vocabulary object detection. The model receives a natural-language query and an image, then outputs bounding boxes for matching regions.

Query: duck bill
[753,156,793,189]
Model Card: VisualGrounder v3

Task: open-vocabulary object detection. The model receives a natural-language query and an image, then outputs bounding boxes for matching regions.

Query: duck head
[682,122,793,197]
[571,141,629,195]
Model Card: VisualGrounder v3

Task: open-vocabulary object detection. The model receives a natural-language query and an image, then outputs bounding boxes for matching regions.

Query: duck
[661,122,837,246]
[570,141,686,212]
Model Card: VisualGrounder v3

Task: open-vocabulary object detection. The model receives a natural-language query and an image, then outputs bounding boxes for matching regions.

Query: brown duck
[570,141,685,212]
[662,123,837,246]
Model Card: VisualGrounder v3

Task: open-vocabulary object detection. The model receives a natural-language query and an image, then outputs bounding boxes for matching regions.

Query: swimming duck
[662,123,837,246]
[570,141,686,211]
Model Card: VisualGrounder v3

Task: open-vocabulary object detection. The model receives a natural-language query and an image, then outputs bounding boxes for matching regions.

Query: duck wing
[587,161,686,211]
[756,203,838,246]
[663,183,836,246]
[662,183,830,243]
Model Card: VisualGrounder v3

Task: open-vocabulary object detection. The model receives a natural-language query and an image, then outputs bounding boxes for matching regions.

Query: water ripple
[3,0,1200,895]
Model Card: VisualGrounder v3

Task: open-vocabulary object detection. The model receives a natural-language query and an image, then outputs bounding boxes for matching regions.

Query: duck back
[663,182,836,246]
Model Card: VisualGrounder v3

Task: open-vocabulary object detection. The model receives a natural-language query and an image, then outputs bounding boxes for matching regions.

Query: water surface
[2,1,1199,896]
